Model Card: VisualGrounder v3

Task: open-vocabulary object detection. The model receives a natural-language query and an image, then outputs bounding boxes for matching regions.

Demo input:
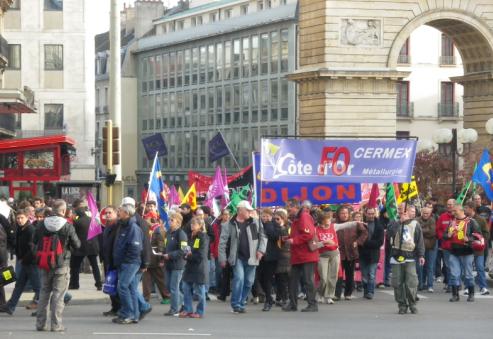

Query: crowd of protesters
[0,192,491,331]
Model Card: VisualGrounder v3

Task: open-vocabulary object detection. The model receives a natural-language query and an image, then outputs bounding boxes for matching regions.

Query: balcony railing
[396,102,414,118]
[439,55,456,65]
[398,54,410,64]
[437,102,460,118]
[15,129,65,138]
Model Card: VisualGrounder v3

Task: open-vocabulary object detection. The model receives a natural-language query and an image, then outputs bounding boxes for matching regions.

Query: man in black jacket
[0,212,11,306]
[69,199,102,290]
[359,207,384,300]
[101,206,121,317]
[0,210,39,315]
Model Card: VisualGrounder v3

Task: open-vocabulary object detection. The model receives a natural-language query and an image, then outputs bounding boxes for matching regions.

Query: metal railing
[439,55,456,65]
[396,102,414,118]
[437,102,460,117]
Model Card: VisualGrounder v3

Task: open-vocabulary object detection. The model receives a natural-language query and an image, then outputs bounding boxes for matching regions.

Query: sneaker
[251,297,259,304]
[164,309,179,317]
[231,308,242,314]
[103,310,118,317]
[189,313,202,319]
[112,317,133,324]
[301,305,318,312]
[325,298,334,304]
[0,304,13,315]
[344,295,353,300]
[409,306,418,314]
[463,290,469,296]
[435,277,442,283]
[51,326,66,332]
[427,288,434,293]
[178,311,190,318]
[480,288,490,295]
[282,304,297,312]
[297,292,306,299]
[161,298,170,305]
[139,307,152,320]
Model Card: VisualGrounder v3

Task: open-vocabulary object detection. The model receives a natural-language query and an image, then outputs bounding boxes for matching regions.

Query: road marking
[93,333,211,336]
[379,290,428,299]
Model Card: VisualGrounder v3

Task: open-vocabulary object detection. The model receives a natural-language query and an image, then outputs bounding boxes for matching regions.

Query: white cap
[121,197,136,207]
[237,200,254,211]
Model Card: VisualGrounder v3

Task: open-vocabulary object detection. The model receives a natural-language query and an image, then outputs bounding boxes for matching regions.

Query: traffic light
[102,120,120,167]
[105,174,117,187]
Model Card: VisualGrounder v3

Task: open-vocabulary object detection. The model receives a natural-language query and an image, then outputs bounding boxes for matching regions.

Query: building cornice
[288,67,410,82]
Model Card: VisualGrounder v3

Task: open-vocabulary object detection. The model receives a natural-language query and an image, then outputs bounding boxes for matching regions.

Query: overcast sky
[93,0,179,34]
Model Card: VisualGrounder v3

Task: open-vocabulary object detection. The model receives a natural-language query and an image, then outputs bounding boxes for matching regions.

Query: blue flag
[148,154,169,229]
[142,133,167,160]
[472,148,493,201]
[209,132,230,162]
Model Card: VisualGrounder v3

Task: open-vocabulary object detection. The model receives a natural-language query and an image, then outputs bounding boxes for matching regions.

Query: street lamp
[432,127,478,195]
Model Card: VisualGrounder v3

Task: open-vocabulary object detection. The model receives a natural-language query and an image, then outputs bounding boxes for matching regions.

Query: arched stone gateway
[290,0,493,147]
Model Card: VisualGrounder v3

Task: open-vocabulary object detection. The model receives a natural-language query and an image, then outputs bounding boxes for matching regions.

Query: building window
[210,12,217,22]
[241,5,248,15]
[398,38,410,64]
[197,16,203,25]
[44,104,63,129]
[396,81,410,117]
[177,20,184,30]
[7,45,21,70]
[266,0,272,8]
[280,29,289,72]
[396,131,410,139]
[271,31,279,73]
[169,21,175,32]
[280,0,287,4]
[11,0,20,9]
[260,33,269,74]
[44,0,62,11]
[257,1,264,10]
[96,88,100,110]
[440,34,455,65]
[44,44,63,70]
[191,17,196,27]
[440,82,456,116]
[224,9,232,19]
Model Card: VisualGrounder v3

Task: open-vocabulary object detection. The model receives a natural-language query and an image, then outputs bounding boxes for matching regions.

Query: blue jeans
[449,254,473,288]
[183,281,206,316]
[231,259,257,310]
[443,250,451,286]
[474,255,487,289]
[117,263,140,320]
[207,259,216,291]
[424,244,438,288]
[360,260,378,295]
[165,269,183,313]
[134,271,151,320]
[7,263,40,312]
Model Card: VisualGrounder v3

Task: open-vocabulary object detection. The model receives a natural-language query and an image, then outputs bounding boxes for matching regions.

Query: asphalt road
[0,287,492,339]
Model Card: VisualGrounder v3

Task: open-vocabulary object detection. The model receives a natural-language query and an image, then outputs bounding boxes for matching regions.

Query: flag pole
[217,129,241,170]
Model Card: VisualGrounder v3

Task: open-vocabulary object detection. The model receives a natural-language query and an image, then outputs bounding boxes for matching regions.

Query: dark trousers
[275,272,289,302]
[142,267,169,301]
[70,255,102,289]
[288,262,316,309]
[219,264,232,298]
[335,259,356,298]
[258,260,277,304]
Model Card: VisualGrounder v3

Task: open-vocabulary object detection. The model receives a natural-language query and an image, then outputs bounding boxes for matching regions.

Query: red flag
[368,183,379,209]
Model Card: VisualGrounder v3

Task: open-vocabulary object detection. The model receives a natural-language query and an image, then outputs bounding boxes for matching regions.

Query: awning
[0,88,36,114]
[0,135,75,153]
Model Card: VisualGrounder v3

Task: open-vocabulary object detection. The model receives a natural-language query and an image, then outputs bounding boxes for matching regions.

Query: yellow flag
[397,176,419,204]
[181,183,197,210]
[178,186,185,201]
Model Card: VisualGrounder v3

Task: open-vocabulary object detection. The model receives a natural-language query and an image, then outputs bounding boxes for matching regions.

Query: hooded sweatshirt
[34,215,81,269]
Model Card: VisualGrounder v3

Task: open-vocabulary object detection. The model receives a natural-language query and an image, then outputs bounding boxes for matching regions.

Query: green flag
[456,181,472,205]
[385,183,398,221]
[229,184,251,214]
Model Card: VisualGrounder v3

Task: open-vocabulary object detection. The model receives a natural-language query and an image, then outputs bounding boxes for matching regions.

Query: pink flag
[367,183,380,209]
[222,167,230,208]
[205,166,226,208]
[87,191,102,240]
[168,185,181,206]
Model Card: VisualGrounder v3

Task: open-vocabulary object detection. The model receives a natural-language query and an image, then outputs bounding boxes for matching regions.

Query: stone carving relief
[340,19,382,47]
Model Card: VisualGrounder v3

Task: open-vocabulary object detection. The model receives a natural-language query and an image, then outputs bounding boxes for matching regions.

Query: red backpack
[36,232,64,271]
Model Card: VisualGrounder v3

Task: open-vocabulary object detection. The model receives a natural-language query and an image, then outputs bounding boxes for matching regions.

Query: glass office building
[135,3,297,188]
